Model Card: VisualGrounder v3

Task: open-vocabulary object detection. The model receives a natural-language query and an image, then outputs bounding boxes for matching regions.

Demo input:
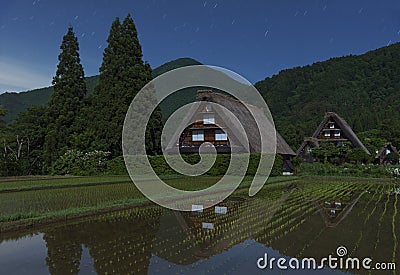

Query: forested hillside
[0,58,200,123]
[0,76,99,123]
[256,42,400,150]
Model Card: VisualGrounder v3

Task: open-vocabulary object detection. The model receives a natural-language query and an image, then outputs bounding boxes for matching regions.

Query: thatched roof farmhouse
[297,112,370,162]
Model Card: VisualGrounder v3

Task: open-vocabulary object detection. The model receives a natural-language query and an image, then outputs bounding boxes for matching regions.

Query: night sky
[1,0,400,93]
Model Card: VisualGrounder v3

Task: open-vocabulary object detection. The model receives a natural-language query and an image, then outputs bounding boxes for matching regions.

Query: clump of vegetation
[309,142,371,165]
[386,152,400,164]
[51,150,111,176]
[297,162,400,178]
[100,153,283,177]
[0,14,162,177]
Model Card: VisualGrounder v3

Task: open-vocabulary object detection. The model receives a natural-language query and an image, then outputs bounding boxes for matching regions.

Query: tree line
[0,14,162,176]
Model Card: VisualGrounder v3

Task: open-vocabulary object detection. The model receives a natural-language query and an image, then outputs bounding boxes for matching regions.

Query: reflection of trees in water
[41,187,393,274]
[44,228,82,274]
[43,208,162,274]
[42,194,290,274]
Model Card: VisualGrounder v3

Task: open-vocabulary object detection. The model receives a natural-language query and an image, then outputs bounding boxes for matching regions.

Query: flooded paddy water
[0,178,399,274]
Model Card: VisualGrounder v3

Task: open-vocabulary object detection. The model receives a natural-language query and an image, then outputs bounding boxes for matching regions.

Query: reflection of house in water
[324,200,345,219]
[152,198,246,264]
[316,191,359,227]
[188,198,244,230]
[152,194,289,264]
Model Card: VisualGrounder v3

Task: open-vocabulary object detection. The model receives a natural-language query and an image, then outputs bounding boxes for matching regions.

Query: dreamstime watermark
[257,246,396,271]
[122,65,277,211]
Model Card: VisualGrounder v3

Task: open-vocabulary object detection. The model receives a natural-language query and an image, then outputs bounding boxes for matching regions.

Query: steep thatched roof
[375,143,398,160]
[297,112,370,155]
[302,137,320,148]
[165,90,296,156]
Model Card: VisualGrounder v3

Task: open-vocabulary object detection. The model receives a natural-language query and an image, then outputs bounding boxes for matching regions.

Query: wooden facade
[297,112,370,162]
[317,119,345,140]
[164,90,297,173]
[178,101,231,153]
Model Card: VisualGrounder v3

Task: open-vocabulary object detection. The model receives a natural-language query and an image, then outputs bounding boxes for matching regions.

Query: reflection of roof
[151,199,246,265]
[297,112,370,155]
[152,195,288,265]
[152,210,200,265]
[313,191,360,228]
[165,90,296,156]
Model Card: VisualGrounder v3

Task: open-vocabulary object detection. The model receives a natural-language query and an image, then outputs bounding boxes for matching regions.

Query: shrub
[386,152,400,164]
[51,149,111,176]
[298,162,399,178]
[270,154,283,176]
[346,148,370,164]
[102,153,284,177]
[105,156,128,175]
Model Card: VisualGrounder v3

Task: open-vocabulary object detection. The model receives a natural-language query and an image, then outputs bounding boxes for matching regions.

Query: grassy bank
[297,163,400,178]
[0,175,297,233]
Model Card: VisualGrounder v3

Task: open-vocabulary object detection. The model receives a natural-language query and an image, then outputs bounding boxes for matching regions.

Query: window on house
[203,114,215,124]
[215,130,228,141]
[329,122,335,129]
[324,131,330,137]
[192,130,204,141]
[334,130,340,137]
[386,149,391,155]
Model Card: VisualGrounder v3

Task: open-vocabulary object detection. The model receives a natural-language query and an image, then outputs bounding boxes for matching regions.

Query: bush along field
[297,162,400,178]
[49,149,400,180]
[50,153,284,177]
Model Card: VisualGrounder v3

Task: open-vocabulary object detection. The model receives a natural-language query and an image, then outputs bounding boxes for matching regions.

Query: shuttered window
[192,130,204,141]
[215,130,228,141]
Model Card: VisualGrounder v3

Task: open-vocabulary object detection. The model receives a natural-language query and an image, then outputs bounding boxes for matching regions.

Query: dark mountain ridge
[0,57,201,123]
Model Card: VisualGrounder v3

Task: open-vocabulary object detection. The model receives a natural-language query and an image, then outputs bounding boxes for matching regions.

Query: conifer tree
[45,26,87,164]
[90,14,162,156]
[0,108,6,127]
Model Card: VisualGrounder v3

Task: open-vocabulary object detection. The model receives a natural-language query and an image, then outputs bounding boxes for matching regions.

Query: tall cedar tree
[90,14,162,156]
[0,108,6,126]
[45,26,87,164]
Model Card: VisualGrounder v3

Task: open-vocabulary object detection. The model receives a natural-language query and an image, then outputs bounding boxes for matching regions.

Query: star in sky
[0,0,400,93]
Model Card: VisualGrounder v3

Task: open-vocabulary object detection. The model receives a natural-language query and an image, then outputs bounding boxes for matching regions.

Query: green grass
[0,175,297,226]
[6,174,394,230]
[0,175,131,192]
[0,174,297,192]
[0,174,193,192]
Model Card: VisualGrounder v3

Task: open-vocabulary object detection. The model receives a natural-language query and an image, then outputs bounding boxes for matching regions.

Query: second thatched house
[374,143,399,165]
[297,112,370,162]
[164,90,296,173]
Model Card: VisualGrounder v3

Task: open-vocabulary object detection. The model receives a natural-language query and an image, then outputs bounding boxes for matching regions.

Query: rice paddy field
[0,175,399,274]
